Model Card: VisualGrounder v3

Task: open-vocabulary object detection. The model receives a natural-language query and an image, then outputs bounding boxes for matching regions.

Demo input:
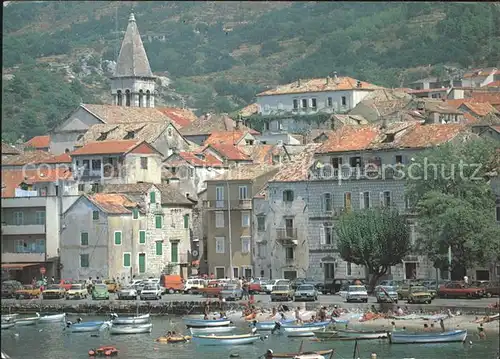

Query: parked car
[132,281,145,295]
[59,279,75,291]
[337,282,350,298]
[379,280,403,290]
[140,284,163,300]
[220,283,243,301]
[482,281,500,297]
[397,283,425,300]
[1,280,23,298]
[66,283,89,300]
[407,286,433,304]
[271,285,294,302]
[42,284,66,299]
[438,282,485,299]
[104,279,120,293]
[323,279,350,295]
[184,278,206,294]
[199,280,225,298]
[160,274,184,294]
[15,285,41,299]
[294,284,319,302]
[263,279,280,294]
[291,278,307,290]
[344,285,368,303]
[117,286,138,300]
[92,284,110,300]
[248,279,265,294]
[374,285,398,303]
[275,279,291,287]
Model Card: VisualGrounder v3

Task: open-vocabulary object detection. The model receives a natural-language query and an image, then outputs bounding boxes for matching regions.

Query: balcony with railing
[276,228,298,246]
[203,200,253,210]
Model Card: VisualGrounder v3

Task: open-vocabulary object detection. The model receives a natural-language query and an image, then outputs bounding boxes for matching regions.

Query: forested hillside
[2,1,499,142]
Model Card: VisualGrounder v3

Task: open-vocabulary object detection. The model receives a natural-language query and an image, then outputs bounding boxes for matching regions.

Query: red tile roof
[179,152,223,167]
[70,140,140,156]
[485,80,500,88]
[1,142,21,155]
[156,107,197,128]
[203,143,251,161]
[204,131,249,146]
[25,135,50,149]
[87,193,137,214]
[316,123,469,154]
[270,143,322,182]
[1,168,73,197]
[2,151,60,166]
[407,88,449,94]
[469,92,500,105]
[459,102,499,117]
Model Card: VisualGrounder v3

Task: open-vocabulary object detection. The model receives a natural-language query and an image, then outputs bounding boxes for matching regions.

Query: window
[155,215,162,228]
[241,237,251,254]
[138,90,144,107]
[92,211,99,221]
[215,212,224,228]
[324,263,335,279]
[171,242,178,262]
[346,262,352,276]
[78,184,85,192]
[233,267,239,279]
[184,214,189,228]
[350,156,361,168]
[150,191,156,203]
[132,208,139,219]
[80,232,89,246]
[264,122,270,131]
[125,89,131,107]
[301,99,308,109]
[13,211,23,225]
[311,98,317,109]
[324,224,334,245]
[283,190,294,202]
[285,247,294,260]
[293,99,298,109]
[344,192,352,211]
[35,211,45,225]
[91,159,101,171]
[395,155,403,164]
[188,167,194,178]
[155,241,163,256]
[167,127,173,137]
[146,90,151,107]
[114,231,122,245]
[257,242,267,258]
[215,237,225,254]
[360,192,370,209]
[80,254,89,268]
[381,191,391,207]
[496,206,499,222]
[123,253,131,267]
[117,90,123,106]
[241,211,250,227]
[239,186,248,200]
[410,224,417,245]
[139,230,146,244]
[216,186,224,207]
[244,267,252,278]
[331,157,342,168]
[140,157,148,169]
[215,267,225,279]
[327,97,333,107]
[322,193,333,212]
[257,216,265,231]
[341,96,347,106]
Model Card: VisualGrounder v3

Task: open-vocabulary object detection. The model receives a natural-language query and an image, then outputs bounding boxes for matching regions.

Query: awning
[1,263,40,270]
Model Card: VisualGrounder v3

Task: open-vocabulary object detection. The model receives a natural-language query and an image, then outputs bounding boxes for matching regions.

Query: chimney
[235,115,242,130]
[333,71,338,79]
[356,80,362,88]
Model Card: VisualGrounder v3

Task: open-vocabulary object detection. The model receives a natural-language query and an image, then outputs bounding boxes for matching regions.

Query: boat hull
[109,323,153,335]
[313,330,338,339]
[269,349,333,358]
[192,334,261,346]
[70,321,106,333]
[335,329,388,339]
[280,321,330,329]
[1,322,15,330]
[1,314,18,322]
[112,314,150,325]
[190,326,237,335]
[282,321,330,336]
[39,313,66,323]
[183,318,231,328]
[14,318,40,326]
[254,319,295,330]
[389,329,467,344]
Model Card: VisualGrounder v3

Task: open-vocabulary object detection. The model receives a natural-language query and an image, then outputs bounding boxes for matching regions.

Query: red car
[248,279,266,294]
[199,280,224,298]
[59,279,74,291]
[437,282,485,299]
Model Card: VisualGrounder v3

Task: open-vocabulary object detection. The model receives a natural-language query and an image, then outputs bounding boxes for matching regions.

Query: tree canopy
[336,208,412,288]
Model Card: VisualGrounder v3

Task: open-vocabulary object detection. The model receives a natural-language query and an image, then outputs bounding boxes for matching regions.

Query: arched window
[138,90,144,107]
[146,90,151,107]
[117,90,123,106]
[125,89,131,107]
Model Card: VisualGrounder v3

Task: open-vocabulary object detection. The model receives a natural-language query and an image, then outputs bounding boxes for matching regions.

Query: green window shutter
[171,242,178,263]
[132,208,139,219]
[123,253,131,267]
[80,254,89,268]
[92,211,99,220]
[184,214,189,229]
[155,241,163,256]
[80,232,89,246]
[139,230,146,244]
[155,215,162,229]
[114,231,122,245]
[150,191,156,203]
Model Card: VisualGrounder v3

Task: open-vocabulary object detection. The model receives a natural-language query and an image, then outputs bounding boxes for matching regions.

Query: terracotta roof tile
[70,140,140,156]
[1,168,73,197]
[204,131,249,146]
[24,135,50,149]
[270,143,322,182]
[180,113,259,136]
[2,150,58,166]
[202,143,252,161]
[1,142,21,155]
[469,92,500,105]
[101,182,192,205]
[485,80,500,88]
[317,123,469,154]
[459,102,499,117]
[156,107,197,128]
[257,76,381,96]
[210,164,279,181]
[178,152,223,167]
[240,144,275,164]
[463,112,479,124]
[238,103,259,117]
[81,104,172,124]
[87,193,137,214]
[407,88,449,94]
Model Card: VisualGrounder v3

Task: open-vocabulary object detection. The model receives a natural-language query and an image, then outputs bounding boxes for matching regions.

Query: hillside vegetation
[2,1,499,142]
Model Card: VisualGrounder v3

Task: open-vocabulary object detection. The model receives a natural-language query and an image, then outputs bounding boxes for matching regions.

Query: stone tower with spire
[110,13,156,108]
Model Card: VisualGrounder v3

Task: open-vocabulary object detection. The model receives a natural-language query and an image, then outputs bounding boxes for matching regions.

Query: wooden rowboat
[109,323,153,335]
[183,317,231,328]
[192,333,262,346]
[389,329,467,344]
[189,326,237,335]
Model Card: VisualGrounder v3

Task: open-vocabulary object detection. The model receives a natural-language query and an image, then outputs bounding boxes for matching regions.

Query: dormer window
[245,139,254,145]
[283,190,294,202]
[301,99,308,109]
[124,131,135,140]
[382,134,395,143]
[97,132,109,141]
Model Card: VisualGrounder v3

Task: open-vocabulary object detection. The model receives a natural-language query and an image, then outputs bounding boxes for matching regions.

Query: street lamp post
[227,179,233,280]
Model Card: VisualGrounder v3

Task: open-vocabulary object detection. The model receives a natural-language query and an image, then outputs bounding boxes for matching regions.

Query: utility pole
[227,178,233,280]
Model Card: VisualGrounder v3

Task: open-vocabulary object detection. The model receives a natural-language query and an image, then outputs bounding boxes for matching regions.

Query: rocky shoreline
[1,300,498,316]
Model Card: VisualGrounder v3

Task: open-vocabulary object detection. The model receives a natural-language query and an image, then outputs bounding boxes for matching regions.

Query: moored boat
[280,321,330,329]
[109,323,153,335]
[389,329,467,344]
[282,321,330,337]
[14,313,40,326]
[252,319,295,331]
[1,314,18,322]
[189,326,237,335]
[1,322,15,330]
[155,335,191,343]
[266,349,333,358]
[39,313,66,323]
[334,328,388,339]
[191,333,262,346]
[183,317,231,328]
[330,318,349,325]
[69,321,109,333]
[293,355,325,359]
[110,313,150,325]
[312,330,338,340]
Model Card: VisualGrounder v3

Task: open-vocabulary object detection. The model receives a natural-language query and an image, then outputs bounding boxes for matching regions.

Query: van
[184,279,207,294]
[160,274,184,294]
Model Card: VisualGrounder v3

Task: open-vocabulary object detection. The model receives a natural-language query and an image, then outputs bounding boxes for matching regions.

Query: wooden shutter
[319,225,326,245]
[359,192,365,209]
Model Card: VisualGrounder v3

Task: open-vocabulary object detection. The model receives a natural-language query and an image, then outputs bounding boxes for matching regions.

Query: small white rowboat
[14,313,40,326]
[192,333,262,346]
[39,313,66,323]
[69,321,109,333]
[1,322,15,330]
[334,329,388,339]
[389,329,467,344]
[112,313,150,325]
[109,323,153,335]
[190,326,237,335]
[183,317,231,328]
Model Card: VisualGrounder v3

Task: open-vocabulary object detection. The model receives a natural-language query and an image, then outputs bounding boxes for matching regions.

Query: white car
[140,285,163,300]
[184,279,207,294]
[263,279,280,294]
[117,286,138,300]
[345,285,369,303]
